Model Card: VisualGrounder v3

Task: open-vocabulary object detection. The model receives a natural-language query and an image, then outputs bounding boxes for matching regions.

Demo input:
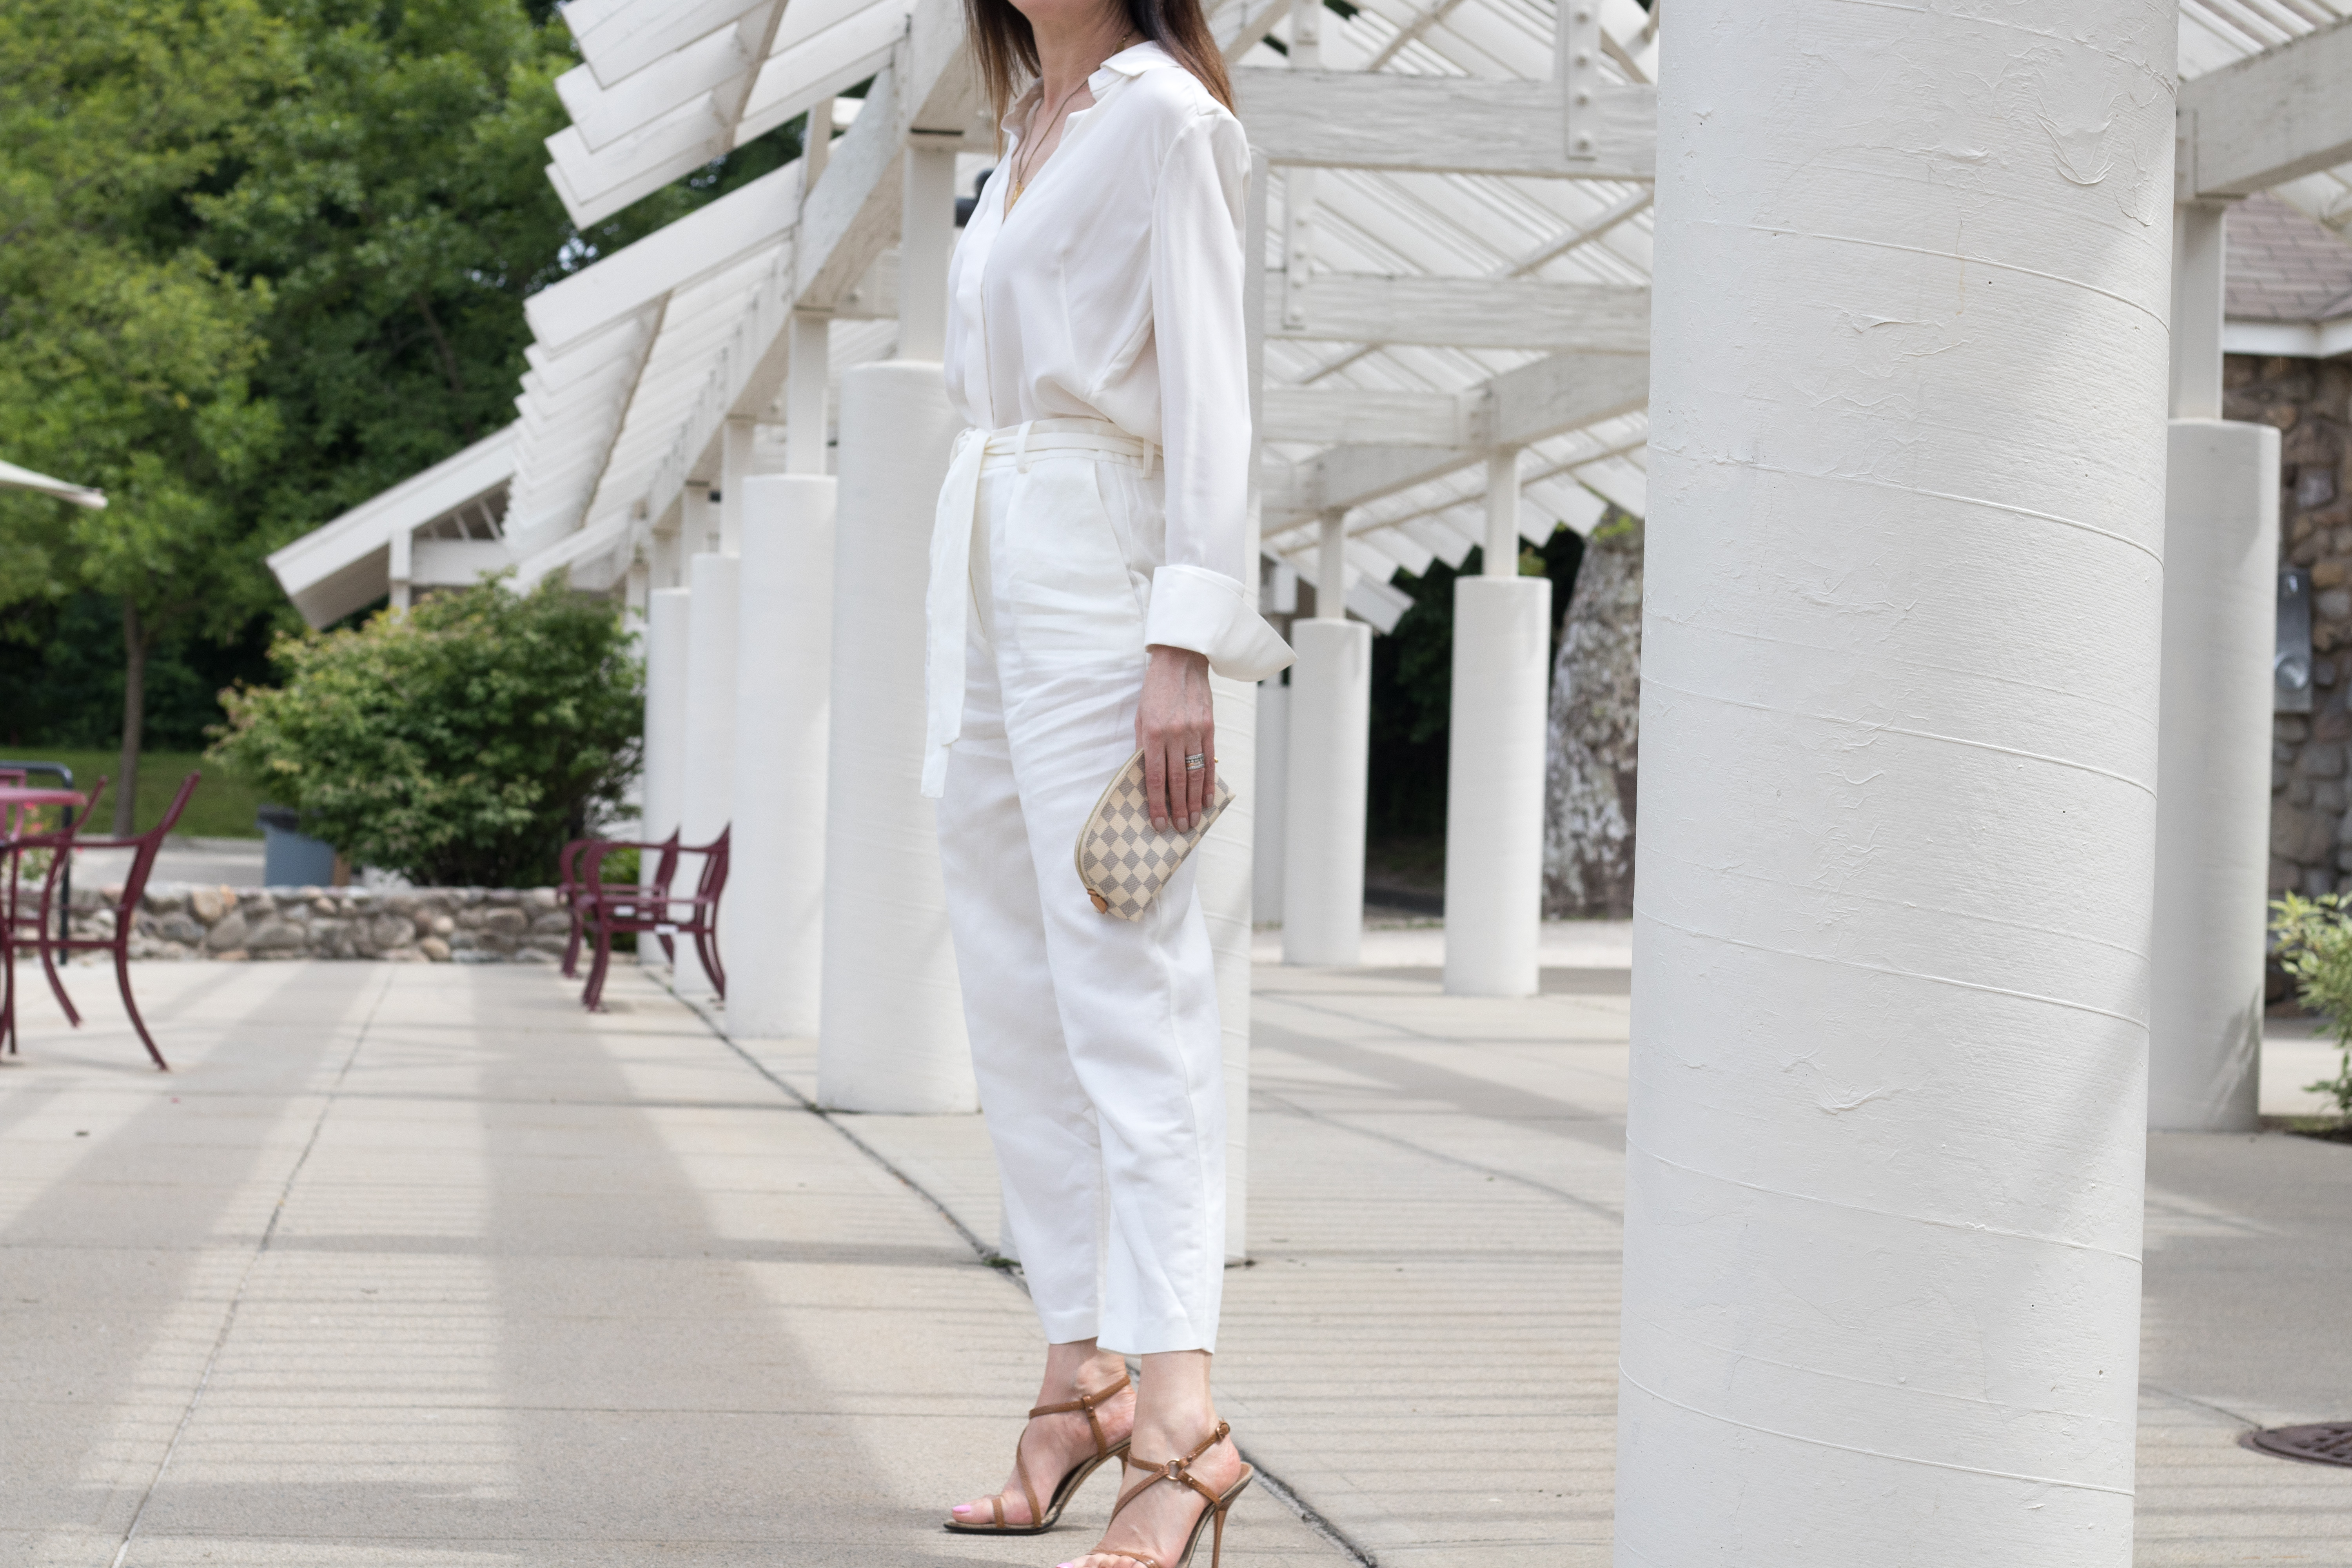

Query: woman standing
[922,0,1292,1561]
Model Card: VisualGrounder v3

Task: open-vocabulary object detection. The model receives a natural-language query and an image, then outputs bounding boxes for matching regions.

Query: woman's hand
[1136,645,1214,833]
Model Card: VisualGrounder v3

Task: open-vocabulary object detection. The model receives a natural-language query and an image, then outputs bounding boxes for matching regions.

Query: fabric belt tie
[924,417,1157,799]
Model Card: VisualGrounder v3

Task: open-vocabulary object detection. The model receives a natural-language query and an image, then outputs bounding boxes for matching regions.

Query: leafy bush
[211,577,641,886]
[2266,892,2352,1118]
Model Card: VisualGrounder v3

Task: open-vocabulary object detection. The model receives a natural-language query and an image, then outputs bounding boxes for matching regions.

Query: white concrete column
[1253,680,1290,924]
[898,145,957,362]
[675,554,740,996]
[815,360,972,1111]
[2152,419,2278,1131]
[1283,512,1370,965]
[1194,673,1258,1262]
[1445,447,1548,996]
[1622,4,2172,1563]
[641,586,692,936]
[726,473,838,1040]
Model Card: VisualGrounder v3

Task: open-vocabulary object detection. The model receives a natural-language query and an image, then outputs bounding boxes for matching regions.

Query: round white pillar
[815,362,973,1112]
[1442,575,1550,996]
[1194,675,1259,1262]
[725,474,838,1040]
[676,554,739,997]
[1281,617,1370,965]
[1252,679,1290,925]
[2150,419,2279,1131]
[1622,4,2172,1563]
[641,587,691,960]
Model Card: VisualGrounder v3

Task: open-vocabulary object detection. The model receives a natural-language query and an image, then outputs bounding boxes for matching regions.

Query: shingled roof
[2227,193,2352,325]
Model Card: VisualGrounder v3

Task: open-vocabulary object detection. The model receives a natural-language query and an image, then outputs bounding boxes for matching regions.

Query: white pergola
[261,2,2352,1559]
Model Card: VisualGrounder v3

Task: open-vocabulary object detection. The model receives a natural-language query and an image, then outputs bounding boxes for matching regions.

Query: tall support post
[719,418,759,555]
[1283,510,1370,965]
[1196,145,1274,1262]
[651,500,685,589]
[1253,679,1289,924]
[786,312,831,475]
[676,552,740,996]
[1622,4,2173,1563]
[898,142,957,362]
[1443,449,1547,996]
[804,98,833,189]
[2170,202,2227,421]
[729,305,841,1040]
[815,356,971,1109]
[387,527,413,612]
[641,586,692,951]
[728,474,838,1040]
[2152,419,2277,1130]
[2151,196,2272,1131]
[683,481,718,555]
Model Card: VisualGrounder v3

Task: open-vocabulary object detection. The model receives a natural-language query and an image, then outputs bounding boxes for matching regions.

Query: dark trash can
[257,806,337,887]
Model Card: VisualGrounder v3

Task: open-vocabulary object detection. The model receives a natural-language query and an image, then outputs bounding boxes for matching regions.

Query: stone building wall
[61,884,576,963]
[2227,353,2352,897]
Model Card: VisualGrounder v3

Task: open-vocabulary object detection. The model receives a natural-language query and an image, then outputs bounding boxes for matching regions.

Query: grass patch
[0,748,263,838]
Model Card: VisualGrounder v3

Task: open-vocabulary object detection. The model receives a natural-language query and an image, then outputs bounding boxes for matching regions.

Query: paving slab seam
[662,980,1384,1568]
[103,964,399,1568]
[1252,1087,1625,1225]
[2140,1381,2261,1429]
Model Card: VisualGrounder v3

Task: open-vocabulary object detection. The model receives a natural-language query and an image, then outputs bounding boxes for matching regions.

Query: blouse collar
[999,40,1176,138]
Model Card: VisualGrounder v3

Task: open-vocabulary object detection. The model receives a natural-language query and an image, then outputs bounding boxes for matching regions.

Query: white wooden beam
[571,0,766,91]
[524,160,800,354]
[1262,386,1479,446]
[1294,350,1649,514]
[2181,17,2352,198]
[1270,273,1650,352]
[1236,68,1654,180]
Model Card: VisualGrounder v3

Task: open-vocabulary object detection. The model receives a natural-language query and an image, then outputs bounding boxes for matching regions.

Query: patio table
[1,785,87,1054]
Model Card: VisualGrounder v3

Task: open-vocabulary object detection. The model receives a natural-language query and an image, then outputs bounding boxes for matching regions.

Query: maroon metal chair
[31,771,202,1071]
[579,825,728,1012]
[1,777,106,1058]
[558,829,680,977]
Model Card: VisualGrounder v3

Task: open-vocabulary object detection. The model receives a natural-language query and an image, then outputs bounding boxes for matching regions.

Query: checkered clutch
[1074,749,1236,921]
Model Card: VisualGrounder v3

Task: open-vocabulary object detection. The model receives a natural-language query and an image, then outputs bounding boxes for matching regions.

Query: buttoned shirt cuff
[1145,564,1295,681]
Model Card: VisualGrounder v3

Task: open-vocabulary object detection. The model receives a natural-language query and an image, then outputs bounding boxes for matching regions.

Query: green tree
[211,575,643,886]
[0,0,295,828]
[4,0,804,821]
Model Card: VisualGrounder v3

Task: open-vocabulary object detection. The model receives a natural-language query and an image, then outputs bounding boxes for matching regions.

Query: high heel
[944,1371,1132,1534]
[1087,1420,1254,1568]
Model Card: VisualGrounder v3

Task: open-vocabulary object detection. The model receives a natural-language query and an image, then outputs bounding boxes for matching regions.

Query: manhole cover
[2246,1424,2352,1468]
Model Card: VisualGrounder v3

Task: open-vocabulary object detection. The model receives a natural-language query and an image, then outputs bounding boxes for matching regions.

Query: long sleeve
[1141,111,1292,681]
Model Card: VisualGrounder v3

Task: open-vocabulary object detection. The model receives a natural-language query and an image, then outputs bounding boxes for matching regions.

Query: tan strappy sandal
[1087,1419,1254,1568]
[943,1371,1133,1535]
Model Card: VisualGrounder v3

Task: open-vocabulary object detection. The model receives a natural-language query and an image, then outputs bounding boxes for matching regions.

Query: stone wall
[2229,354,2352,899]
[61,885,575,963]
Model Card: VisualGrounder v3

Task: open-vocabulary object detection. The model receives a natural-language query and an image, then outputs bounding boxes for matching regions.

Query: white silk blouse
[942,42,1291,681]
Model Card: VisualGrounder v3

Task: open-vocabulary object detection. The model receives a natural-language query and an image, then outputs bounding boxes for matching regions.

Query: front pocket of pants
[996,461,1149,655]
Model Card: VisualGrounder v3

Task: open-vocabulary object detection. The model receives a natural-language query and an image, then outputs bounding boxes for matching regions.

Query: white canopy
[271,0,2352,630]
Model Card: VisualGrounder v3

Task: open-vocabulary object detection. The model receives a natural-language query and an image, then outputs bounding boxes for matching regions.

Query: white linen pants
[935,426,1227,1355]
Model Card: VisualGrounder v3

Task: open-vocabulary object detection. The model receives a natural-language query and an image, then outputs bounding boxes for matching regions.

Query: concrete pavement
[3,947,2350,1565]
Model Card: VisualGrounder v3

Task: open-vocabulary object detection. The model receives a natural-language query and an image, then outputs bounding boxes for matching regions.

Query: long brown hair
[963,0,1236,135]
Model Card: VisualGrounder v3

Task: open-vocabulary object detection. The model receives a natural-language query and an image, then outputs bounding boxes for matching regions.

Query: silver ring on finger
[1185,752,1207,770]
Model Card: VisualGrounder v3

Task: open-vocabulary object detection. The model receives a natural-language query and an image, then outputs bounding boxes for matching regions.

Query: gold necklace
[1005,34,1139,215]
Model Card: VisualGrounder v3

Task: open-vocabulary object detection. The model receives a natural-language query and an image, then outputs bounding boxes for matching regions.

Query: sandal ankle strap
[1112,1420,1232,1514]
[1029,1370,1131,1457]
